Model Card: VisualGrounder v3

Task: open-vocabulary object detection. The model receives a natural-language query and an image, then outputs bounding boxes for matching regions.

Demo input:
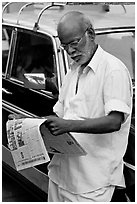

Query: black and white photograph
[2,1,135,202]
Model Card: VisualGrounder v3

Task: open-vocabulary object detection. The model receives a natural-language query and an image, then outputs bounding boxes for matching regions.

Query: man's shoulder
[100,47,127,71]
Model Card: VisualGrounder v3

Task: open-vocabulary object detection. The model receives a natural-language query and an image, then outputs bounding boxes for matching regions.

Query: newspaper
[40,122,87,155]
[6,118,87,171]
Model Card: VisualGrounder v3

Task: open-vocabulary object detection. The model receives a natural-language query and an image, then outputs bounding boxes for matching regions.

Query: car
[2,2,135,201]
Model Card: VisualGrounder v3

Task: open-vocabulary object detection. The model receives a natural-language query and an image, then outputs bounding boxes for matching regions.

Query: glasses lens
[70,41,79,48]
[60,41,79,50]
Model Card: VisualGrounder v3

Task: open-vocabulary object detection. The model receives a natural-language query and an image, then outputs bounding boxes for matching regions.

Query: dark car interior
[11,30,58,95]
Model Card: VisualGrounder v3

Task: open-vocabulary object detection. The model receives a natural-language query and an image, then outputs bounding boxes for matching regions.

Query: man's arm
[45,111,124,136]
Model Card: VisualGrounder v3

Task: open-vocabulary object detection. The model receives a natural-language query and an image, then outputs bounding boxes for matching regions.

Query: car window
[2,27,12,73]
[11,30,58,93]
[95,31,135,81]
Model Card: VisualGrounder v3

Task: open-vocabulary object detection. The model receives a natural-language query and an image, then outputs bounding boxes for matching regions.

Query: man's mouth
[71,55,81,62]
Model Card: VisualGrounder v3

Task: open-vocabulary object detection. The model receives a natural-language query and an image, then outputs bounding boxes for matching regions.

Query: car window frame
[3,24,62,98]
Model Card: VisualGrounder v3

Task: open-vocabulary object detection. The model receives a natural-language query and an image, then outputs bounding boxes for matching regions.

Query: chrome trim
[2,100,37,117]
[17,2,36,25]
[124,162,135,171]
[16,2,46,25]
[95,27,135,35]
[2,2,15,21]
[2,88,12,95]
[7,77,55,99]
[62,49,70,73]
[33,3,64,32]
[52,38,62,90]
[5,28,17,78]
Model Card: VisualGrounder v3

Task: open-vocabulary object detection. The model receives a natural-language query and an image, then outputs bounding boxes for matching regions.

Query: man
[45,11,133,202]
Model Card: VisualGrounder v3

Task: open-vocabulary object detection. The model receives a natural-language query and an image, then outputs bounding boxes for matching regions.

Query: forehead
[58,21,85,43]
[59,28,84,45]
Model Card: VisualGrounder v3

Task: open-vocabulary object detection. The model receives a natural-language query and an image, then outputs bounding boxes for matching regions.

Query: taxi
[2,2,135,201]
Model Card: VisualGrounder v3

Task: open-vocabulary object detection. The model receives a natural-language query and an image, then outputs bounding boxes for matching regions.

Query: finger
[51,127,63,136]
[44,120,54,128]
[8,114,26,120]
[8,114,16,120]
[51,129,58,136]
[48,126,58,135]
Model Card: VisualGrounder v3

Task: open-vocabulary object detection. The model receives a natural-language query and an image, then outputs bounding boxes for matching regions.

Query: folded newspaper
[6,118,87,171]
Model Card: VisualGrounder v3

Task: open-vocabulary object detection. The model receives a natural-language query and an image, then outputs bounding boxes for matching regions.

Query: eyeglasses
[60,27,88,51]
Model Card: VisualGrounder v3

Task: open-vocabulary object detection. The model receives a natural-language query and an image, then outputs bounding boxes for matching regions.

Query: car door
[2,25,61,194]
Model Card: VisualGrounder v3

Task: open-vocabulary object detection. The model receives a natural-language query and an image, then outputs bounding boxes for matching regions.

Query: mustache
[70,54,81,58]
[70,51,90,58]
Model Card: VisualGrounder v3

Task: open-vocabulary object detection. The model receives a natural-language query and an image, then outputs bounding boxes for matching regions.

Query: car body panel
[3,146,49,194]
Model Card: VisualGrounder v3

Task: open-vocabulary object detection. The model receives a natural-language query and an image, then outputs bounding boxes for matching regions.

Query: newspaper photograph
[6,118,50,171]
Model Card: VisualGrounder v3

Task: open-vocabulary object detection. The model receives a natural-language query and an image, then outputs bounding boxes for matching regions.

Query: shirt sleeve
[53,82,65,118]
[104,69,133,122]
[53,99,64,118]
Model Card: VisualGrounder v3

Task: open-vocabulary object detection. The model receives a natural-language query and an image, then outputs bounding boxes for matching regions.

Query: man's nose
[67,45,76,55]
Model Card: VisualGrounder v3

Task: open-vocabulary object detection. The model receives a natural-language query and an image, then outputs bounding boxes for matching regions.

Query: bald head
[57,11,93,42]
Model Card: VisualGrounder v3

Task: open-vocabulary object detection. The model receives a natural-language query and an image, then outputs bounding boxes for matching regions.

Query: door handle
[2,88,13,95]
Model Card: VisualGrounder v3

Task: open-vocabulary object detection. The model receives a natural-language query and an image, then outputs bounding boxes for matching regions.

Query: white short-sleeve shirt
[48,46,133,194]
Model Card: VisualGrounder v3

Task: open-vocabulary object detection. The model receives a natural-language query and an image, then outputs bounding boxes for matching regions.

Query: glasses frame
[60,27,88,51]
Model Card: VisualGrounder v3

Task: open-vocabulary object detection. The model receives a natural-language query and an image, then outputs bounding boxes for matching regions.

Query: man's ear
[87,28,95,40]
[91,33,95,41]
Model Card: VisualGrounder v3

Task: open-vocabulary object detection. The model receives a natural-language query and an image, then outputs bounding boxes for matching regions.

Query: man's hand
[45,116,70,136]
[8,114,26,120]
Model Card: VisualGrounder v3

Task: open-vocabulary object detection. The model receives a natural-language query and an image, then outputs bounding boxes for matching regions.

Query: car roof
[2,4,135,36]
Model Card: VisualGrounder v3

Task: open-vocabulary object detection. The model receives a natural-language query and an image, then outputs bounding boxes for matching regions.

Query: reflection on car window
[95,32,135,80]
[2,28,12,73]
[11,31,58,94]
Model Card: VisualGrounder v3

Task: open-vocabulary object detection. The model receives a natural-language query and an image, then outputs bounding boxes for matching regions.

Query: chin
[79,58,87,66]
[75,60,83,66]
[74,55,88,66]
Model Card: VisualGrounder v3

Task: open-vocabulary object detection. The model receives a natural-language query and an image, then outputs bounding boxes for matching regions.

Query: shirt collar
[87,45,103,73]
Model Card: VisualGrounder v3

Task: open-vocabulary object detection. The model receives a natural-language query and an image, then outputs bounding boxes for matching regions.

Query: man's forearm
[67,112,123,134]
[45,111,124,135]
